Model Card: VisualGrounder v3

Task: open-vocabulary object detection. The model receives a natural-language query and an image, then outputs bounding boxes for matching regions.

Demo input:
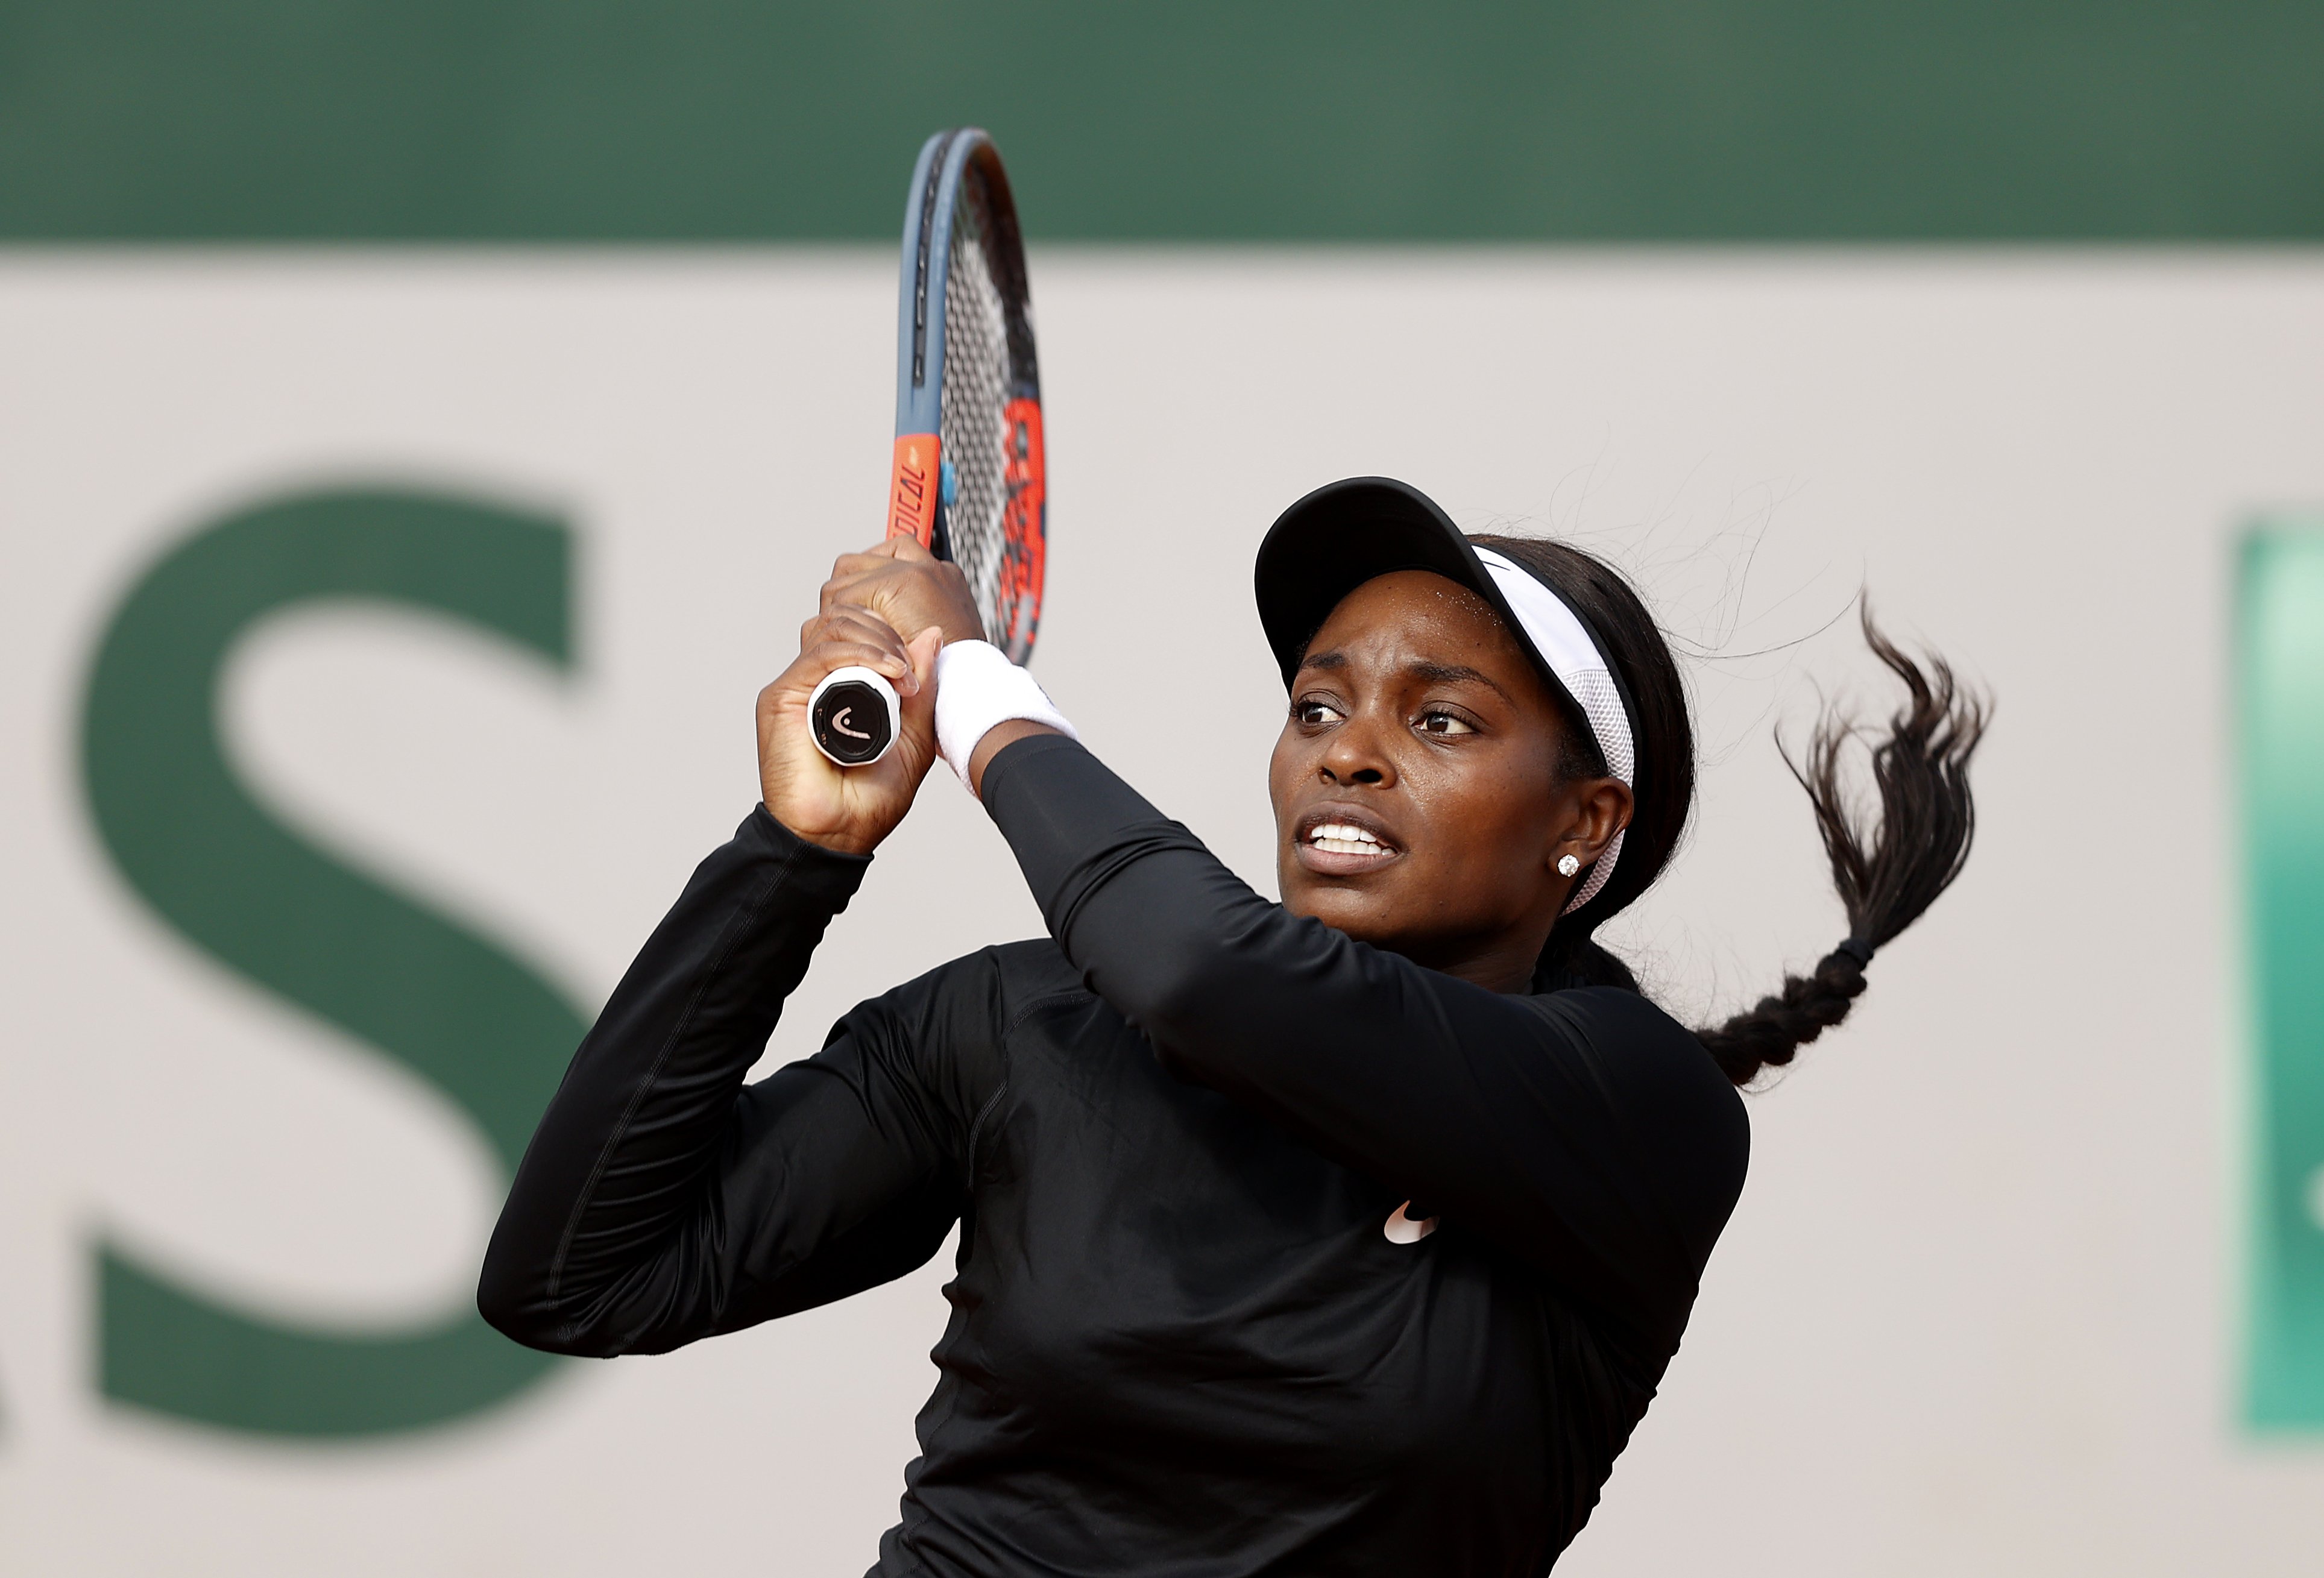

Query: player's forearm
[978,733,1346,1075]
[477,806,870,1352]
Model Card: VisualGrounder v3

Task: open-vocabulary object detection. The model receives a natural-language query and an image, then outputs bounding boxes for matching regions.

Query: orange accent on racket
[888,434,941,545]
[995,398,1047,659]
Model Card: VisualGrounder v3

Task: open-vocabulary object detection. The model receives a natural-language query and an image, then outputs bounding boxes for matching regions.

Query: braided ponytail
[1696,609,1987,1086]
[1472,535,1985,1089]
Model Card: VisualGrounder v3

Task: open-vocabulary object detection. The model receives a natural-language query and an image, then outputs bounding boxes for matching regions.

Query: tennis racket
[810,128,1047,767]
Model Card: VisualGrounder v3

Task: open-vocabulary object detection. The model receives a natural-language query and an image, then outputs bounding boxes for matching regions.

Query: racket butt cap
[808,667,901,767]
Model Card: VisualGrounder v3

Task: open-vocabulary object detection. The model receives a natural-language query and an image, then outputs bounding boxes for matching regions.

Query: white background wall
[1,251,2320,1573]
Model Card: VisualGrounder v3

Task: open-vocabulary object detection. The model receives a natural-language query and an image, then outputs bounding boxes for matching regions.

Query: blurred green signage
[2240,523,2324,1429]
[0,0,2319,242]
[78,489,581,1436]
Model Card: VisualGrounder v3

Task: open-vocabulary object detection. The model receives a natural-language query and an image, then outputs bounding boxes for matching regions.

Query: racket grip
[808,666,901,767]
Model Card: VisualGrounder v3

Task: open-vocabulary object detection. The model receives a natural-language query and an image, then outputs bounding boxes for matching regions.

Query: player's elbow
[476,1257,550,1350]
[477,1286,622,1358]
[476,1242,599,1357]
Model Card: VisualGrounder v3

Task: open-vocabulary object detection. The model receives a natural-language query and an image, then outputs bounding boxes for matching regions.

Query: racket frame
[885,129,956,548]
[886,128,1046,664]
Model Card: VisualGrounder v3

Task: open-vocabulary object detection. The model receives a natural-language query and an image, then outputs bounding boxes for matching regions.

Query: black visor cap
[1255,477,1572,709]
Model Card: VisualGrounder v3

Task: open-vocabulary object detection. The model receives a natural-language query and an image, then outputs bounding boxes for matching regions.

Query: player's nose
[1319,712,1396,788]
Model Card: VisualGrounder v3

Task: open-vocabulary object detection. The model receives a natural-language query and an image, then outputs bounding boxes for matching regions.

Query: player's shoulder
[1532,981,1695,1045]
[834,941,1088,1100]
[889,937,1091,1024]
[981,937,1094,1012]
[1527,985,1749,1230]
[1532,987,1747,1115]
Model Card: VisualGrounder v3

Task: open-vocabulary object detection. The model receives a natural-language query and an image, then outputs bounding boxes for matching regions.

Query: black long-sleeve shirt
[480,734,1749,1576]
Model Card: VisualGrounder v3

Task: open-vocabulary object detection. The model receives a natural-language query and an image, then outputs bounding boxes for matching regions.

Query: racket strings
[940,175,1016,649]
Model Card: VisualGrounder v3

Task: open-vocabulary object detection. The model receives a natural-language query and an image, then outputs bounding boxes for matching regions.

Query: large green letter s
[80,488,581,1436]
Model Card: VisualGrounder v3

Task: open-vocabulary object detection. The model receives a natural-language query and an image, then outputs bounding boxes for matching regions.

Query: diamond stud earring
[1557,854,1581,877]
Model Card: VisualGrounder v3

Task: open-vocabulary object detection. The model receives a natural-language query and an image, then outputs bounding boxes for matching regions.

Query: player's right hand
[757,607,943,857]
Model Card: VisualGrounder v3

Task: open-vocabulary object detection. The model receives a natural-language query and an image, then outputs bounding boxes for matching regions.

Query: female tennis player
[481,477,1982,1576]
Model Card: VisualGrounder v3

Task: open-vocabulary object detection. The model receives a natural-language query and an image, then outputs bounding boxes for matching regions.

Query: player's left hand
[822,537,987,650]
[757,607,943,857]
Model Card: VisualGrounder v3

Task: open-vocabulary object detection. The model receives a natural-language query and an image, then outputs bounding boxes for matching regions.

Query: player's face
[1269,571,1607,992]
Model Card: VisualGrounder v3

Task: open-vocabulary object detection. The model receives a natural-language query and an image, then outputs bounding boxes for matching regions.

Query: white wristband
[933,639,1079,792]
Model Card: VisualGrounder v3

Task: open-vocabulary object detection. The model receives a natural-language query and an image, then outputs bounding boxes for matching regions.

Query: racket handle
[808,666,901,767]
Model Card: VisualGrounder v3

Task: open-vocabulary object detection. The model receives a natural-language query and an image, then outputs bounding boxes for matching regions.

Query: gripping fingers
[831,538,929,573]
[822,546,978,643]
[801,609,918,694]
[802,604,908,647]
[798,620,939,773]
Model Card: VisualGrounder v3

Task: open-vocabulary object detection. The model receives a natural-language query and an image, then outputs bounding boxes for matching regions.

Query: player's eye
[1416,708,1477,737]
[1293,698,1345,727]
